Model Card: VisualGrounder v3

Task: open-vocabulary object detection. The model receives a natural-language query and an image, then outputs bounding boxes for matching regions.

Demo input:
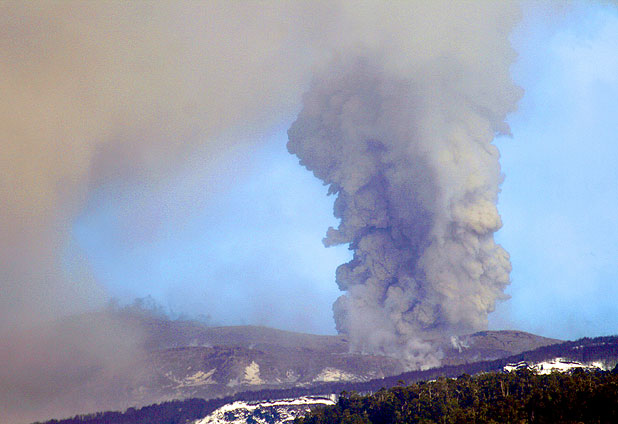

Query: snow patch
[175,368,217,388]
[504,358,605,374]
[194,396,336,424]
[314,368,358,382]
[243,361,263,385]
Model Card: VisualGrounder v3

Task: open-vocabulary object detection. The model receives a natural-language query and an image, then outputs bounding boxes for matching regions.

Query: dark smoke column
[288,52,520,367]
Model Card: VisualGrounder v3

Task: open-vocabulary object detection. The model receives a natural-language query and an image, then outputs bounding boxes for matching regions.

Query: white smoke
[288,1,523,367]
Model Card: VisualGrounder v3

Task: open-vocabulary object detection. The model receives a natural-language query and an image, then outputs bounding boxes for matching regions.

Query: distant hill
[121,313,561,406]
[29,311,564,422]
[35,334,618,424]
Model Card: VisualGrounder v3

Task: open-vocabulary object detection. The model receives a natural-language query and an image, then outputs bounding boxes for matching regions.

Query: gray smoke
[288,3,522,368]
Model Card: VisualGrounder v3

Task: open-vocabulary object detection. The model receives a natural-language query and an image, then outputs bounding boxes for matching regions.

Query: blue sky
[490,2,618,339]
[73,126,352,333]
[72,2,617,340]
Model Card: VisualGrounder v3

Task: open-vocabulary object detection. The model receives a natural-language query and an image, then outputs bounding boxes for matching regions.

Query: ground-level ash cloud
[288,3,523,368]
[0,1,317,422]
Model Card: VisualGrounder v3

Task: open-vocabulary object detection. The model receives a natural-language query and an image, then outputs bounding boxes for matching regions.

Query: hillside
[124,315,560,404]
[295,367,618,424]
[14,310,560,423]
[34,334,618,424]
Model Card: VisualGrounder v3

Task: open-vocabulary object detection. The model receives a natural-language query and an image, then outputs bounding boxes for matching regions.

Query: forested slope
[297,367,618,424]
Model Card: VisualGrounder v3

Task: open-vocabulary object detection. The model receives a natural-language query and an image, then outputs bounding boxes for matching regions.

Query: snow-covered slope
[193,396,336,424]
[504,358,607,374]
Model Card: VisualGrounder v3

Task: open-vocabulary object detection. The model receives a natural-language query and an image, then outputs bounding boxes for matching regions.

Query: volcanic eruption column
[288,48,521,367]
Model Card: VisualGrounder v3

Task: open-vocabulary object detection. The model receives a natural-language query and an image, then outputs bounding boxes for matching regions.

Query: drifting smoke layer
[288,7,522,366]
[0,1,323,422]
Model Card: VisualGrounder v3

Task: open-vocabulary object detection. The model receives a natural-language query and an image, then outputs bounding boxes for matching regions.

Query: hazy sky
[73,125,352,333]
[0,2,618,338]
[6,3,617,422]
[66,2,618,341]
[491,2,618,339]
[64,2,615,341]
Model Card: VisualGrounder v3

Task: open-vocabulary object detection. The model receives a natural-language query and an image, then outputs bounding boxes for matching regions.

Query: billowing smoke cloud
[288,2,522,367]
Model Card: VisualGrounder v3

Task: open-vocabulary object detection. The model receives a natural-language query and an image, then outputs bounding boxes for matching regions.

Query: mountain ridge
[24,312,564,423]
[34,334,618,424]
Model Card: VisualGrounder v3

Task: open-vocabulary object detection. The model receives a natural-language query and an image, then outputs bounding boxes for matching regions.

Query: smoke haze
[1,1,319,421]
[1,1,524,421]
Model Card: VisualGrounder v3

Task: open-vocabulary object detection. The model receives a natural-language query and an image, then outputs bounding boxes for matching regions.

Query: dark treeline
[297,367,618,424]
[33,398,219,424]
[35,336,618,424]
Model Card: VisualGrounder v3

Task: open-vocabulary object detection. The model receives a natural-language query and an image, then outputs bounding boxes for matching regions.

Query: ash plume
[288,3,523,368]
